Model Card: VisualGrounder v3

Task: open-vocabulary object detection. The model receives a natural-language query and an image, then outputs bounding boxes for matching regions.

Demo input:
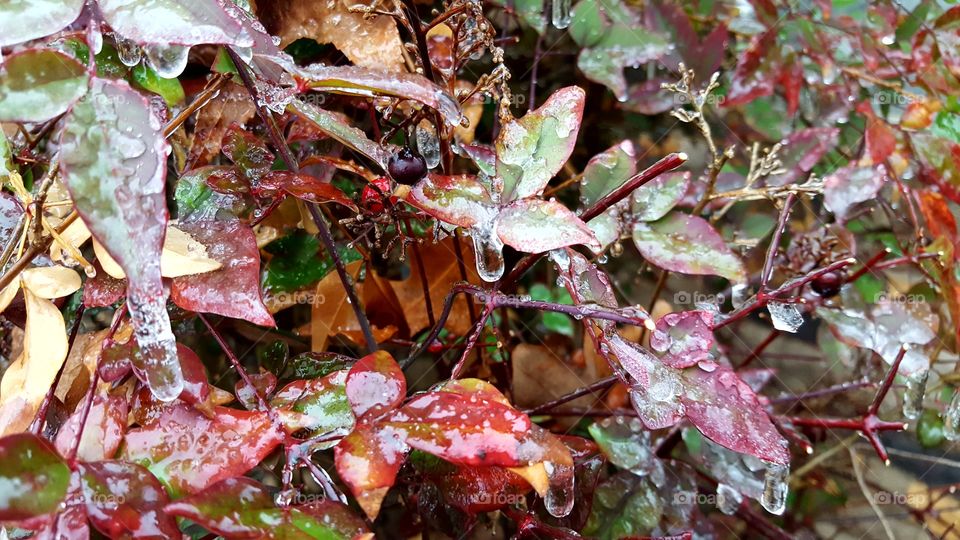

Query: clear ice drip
[902,368,929,420]
[760,461,789,515]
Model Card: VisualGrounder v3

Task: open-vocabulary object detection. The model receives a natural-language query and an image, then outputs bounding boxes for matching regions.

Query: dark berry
[388,147,428,185]
[361,176,395,213]
[811,271,843,297]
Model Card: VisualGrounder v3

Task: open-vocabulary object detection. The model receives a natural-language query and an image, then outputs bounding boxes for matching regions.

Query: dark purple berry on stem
[811,271,843,297]
[388,147,428,185]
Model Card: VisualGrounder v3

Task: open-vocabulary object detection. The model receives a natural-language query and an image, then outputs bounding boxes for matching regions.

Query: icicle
[415,122,441,169]
[129,294,184,401]
[716,483,742,515]
[767,301,803,333]
[144,44,190,79]
[471,221,505,282]
[731,283,750,309]
[551,0,572,29]
[902,369,929,420]
[760,461,789,515]
[944,388,960,441]
[542,460,575,518]
[115,36,142,67]
[88,18,103,55]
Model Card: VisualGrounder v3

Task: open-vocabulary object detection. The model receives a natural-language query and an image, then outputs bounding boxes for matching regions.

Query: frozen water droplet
[88,19,103,55]
[234,46,254,64]
[471,222,504,282]
[902,369,929,420]
[944,389,960,441]
[116,36,142,67]
[551,0,572,29]
[416,122,441,169]
[144,44,190,79]
[717,483,742,515]
[760,461,789,515]
[129,295,184,402]
[767,301,803,333]
[731,283,750,309]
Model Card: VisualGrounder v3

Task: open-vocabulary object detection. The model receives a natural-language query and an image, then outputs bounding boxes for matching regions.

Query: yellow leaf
[93,224,222,279]
[0,281,18,314]
[508,463,549,497]
[20,266,82,299]
[0,288,69,435]
[50,214,92,263]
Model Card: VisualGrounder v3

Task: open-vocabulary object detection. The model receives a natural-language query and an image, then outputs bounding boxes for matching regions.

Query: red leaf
[823,164,887,221]
[121,404,284,496]
[650,311,715,368]
[82,261,126,308]
[864,118,898,164]
[256,171,356,208]
[917,190,959,254]
[345,351,406,419]
[54,393,128,462]
[78,460,180,539]
[404,174,497,229]
[723,31,777,107]
[769,128,840,186]
[496,199,599,253]
[334,424,406,520]
[171,217,275,327]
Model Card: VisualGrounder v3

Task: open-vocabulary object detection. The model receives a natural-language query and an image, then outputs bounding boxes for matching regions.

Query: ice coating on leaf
[496,199,599,253]
[289,99,391,170]
[632,212,746,282]
[650,310,715,368]
[588,417,665,481]
[297,64,463,127]
[945,389,960,441]
[903,369,929,420]
[717,483,743,515]
[78,460,180,538]
[631,171,692,222]
[0,0,83,47]
[606,333,685,429]
[0,49,89,123]
[552,0,572,28]
[552,248,619,309]
[823,164,887,221]
[689,435,766,504]
[98,0,252,47]
[271,370,354,444]
[0,433,71,521]
[345,351,406,418]
[60,78,183,402]
[404,174,497,229]
[334,424,406,519]
[767,301,804,333]
[416,122,441,169]
[496,86,585,201]
[115,36,143,67]
[143,44,190,79]
[581,140,637,208]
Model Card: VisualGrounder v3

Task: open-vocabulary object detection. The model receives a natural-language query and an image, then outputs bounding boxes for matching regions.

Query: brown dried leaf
[511,343,601,428]
[311,260,364,351]
[186,82,257,167]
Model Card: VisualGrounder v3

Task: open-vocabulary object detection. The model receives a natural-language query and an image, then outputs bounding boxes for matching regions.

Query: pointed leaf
[60,78,183,401]
[54,393,128,461]
[289,99,391,171]
[581,141,638,207]
[78,460,180,539]
[631,171,691,222]
[0,49,89,123]
[496,199,598,253]
[345,351,406,418]
[496,86,585,201]
[256,171,356,208]
[97,0,251,46]
[632,212,746,282]
[404,174,497,228]
[650,310,715,368]
[334,425,406,520]
[0,433,70,520]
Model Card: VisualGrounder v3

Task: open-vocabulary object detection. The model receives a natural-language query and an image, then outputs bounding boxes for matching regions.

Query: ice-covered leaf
[864,117,898,165]
[0,0,83,47]
[411,451,534,514]
[568,0,669,100]
[0,49,89,123]
[98,0,251,47]
[121,404,284,496]
[255,171,355,208]
[583,467,696,539]
[767,301,804,333]
[170,217,275,326]
[552,248,619,309]
[823,164,886,221]
[403,174,497,228]
[606,333,684,429]
[297,64,462,127]
[650,2,728,80]
[0,433,70,520]
[345,351,406,419]
[632,212,746,282]
[334,424,406,519]
[631,171,691,222]
[581,141,637,207]
[0,289,69,435]
[54,393,127,461]
[78,460,180,539]
[650,310,714,368]
[495,86,585,201]
[289,99,391,171]
[271,370,355,442]
[60,78,183,402]
[588,417,662,476]
[165,477,369,539]
[768,128,840,186]
[680,361,790,464]
[496,199,598,253]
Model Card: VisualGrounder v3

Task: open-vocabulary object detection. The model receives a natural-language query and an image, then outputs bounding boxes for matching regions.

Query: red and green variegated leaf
[768,128,839,186]
[383,391,532,467]
[97,0,251,47]
[631,171,691,222]
[632,212,746,282]
[581,141,637,208]
[255,171,356,209]
[0,0,83,47]
[289,99,391,171]
[78,460,180,539]
[296,64,462,128]
[404,174,497,229]
[436,378,512,406]
[165,477,369,539]
[222,125,274,180]
[553,248,619,309]
[604,332,684,430]
[411,451,535,514]
[496,86,585,201]
[121,404,284,497]
[60,78,183,402]
[334,424,407,520]
[235,371,277,411]
[54,393,128,462]
[650,310,715,369]
[271,370,355,442]
[0,433,70,520]
[823,164,887,221]
[680,361,790,464]
[170,217,275,327]
[0,49,89,123]
[496,199,598,253]
[345,351,406,419]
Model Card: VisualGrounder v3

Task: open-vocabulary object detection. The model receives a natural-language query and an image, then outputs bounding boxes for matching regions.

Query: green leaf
[0,48,89,123]
[0,0,83,47]
[581,141,637,208]
[496,86,585,201]
[631,171,691,222]
[917,409,946,448]
[514,0,547,32]
[132,63,185,106]
[271,370,355,442]
[632,212,746,282]
[932,111,960,143]
[0,433,71,521]
[263,231,362,293]
[60,77,183,401]
[583,471,662,539]
[569,0,668,100]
